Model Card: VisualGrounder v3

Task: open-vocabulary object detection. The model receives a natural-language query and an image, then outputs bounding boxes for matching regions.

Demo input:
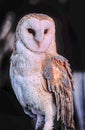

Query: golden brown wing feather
[43,54,75,129]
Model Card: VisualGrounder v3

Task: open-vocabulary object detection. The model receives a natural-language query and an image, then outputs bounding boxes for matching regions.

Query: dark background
[0,0,84,130]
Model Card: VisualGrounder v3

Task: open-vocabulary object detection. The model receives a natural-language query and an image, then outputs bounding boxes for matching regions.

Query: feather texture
[43,54,74,129]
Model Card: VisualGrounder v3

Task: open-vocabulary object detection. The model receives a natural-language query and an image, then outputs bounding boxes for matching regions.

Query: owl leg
[43,104,56,130]
[35,115,44,130]
[43,119,54,130]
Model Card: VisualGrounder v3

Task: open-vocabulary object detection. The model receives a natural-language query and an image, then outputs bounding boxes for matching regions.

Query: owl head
[15,13,56,53]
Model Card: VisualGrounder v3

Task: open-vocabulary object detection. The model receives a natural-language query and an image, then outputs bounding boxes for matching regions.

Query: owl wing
[43,54,75,129]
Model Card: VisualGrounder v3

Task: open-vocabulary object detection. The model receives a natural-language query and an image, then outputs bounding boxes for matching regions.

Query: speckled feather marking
[43,54,75,129]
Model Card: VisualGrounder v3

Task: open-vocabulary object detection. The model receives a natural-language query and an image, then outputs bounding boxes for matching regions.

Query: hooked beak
[35,39,41,48]
[34,32,44,48]
[34,37,43,48]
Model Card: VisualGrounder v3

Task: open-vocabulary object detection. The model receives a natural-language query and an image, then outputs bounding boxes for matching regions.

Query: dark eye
[27,28,35,36]
[44,29,48,34]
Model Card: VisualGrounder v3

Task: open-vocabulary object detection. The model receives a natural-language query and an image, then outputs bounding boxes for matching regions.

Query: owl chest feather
[10,52,52,114]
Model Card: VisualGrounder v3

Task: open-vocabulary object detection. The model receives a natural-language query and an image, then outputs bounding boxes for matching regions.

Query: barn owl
[10,13,75,130]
